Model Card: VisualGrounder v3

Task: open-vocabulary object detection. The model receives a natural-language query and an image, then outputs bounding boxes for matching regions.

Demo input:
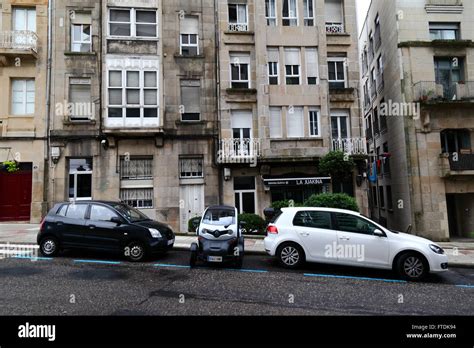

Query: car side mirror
[110,216,123,225]
[373,229,385,237]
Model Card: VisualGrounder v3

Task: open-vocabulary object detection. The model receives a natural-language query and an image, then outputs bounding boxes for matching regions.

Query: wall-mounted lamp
[224,168,231,181]
[51,147,60,164]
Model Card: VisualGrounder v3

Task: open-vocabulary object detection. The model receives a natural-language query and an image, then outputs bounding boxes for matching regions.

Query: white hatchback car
[264,207,448,281]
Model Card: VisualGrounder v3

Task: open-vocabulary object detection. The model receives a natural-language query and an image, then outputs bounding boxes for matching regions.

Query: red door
[0,169,32,221]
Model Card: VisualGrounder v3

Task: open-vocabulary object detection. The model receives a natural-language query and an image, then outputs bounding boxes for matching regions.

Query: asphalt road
[0,248,473,316]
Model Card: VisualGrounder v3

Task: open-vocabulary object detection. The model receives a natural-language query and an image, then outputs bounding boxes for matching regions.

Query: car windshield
[113,204,150,223]
[202,208,236,226]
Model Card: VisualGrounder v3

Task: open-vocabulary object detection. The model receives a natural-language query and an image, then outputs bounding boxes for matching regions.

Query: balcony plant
[1,160,20,173]
[318,151,356,180]
[304,193,359,212]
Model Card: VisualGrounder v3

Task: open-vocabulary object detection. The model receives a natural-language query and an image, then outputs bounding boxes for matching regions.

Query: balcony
[413,81,474,103]
[426,0,463,13]
[0,31,38,61]
[218,138,261,164]
[440,153,474,177]
[332,138,368,156]
[376,73,384,94]
[326,23,344,34]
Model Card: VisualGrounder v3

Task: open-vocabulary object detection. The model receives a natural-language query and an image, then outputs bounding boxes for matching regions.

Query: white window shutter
[287,107,303,137]
[305,48,318,78]
[267,48,279,63]
[285,48,300,65]
[231,110,253,129]
[269,107,282,138]
[180,16,199,34]
[325,0,343,23]
[230,52,250,65]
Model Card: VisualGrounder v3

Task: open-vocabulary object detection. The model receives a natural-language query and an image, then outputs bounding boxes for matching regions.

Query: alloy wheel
[281,246,300,266]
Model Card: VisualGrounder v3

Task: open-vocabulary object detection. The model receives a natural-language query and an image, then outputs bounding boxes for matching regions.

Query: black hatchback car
[37,201,175,262]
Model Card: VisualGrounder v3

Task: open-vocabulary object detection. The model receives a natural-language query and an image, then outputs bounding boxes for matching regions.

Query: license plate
[167,239,174,246]
[207,256,223,263]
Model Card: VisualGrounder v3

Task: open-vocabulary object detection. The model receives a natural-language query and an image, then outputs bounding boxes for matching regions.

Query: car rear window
[56,204,68,216]
[64,204,88,219]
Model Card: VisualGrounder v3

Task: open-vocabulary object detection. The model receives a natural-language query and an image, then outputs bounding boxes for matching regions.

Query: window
[71,13,92,52]
[434,57,464,99]
[269,107,282,138]
[287,106,304,138]
[11,79,35,115]
[267,48,279,85]
[90,205,119,222]
[119,156,153,208]
[293,211,331,229]
[328,58,346,88]
[304,0,314,26]
[334,213,379,235]
[179,157,204,178]
[232,111,253,155]
[325,0,343,32]
[282,0,298,26]
[441,129,471,154]
[373,108,379,135]
[108,69,159,119]
[305,48,318,85]
[386,186,393,210]
[230,53,250,88]
[69,78,92,121]
[180,16,199,56]
[265,0,277,26]
[309,108,320,137]
[109,8,157,38]
[65,204,88,220]
[13,7,36,32]
[228,3,248,31]
[379,186,385,209]
[69,158,93,201]
[180,80,201,121]
[331,110,349,139]
[285,48,300,85]
[383,142,390,175]
[234,176,256,214]
[430,22,460,40]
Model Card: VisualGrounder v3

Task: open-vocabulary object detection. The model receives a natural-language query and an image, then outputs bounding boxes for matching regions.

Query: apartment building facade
[216,0,367,216]
[360,0,474,241]
[0,0,48,222]
[47,0,219,233]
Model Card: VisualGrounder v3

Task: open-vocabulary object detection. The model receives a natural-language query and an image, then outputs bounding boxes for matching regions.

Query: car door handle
[56,221,63,226]
[339,236,351,241]
[300,232,310,237]
[89,225,96,230]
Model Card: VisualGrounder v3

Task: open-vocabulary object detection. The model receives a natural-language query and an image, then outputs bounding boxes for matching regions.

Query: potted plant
[1,160,20,173]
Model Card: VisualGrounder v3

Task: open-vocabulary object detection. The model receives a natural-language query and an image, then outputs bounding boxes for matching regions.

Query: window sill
[107,37,159,42]
[174,54,205,59]
[64,51,96,56]
[226,88,257,95]
[326,33,351,37]
[63,119,97,126]
[175,120,205,126]
[271,137,323,142]
[224,30,254,36]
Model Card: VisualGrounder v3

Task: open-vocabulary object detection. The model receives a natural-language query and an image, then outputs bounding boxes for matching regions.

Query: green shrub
[271,200,303,209]
[239,213,267,235]
[188,216,201,232]
[318,151,355,179]
[304,193,359,212]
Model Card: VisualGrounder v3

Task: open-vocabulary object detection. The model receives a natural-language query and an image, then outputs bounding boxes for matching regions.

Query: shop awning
[262,176,331,187]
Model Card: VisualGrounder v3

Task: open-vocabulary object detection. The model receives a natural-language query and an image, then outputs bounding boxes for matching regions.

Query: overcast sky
[356,0,372,34]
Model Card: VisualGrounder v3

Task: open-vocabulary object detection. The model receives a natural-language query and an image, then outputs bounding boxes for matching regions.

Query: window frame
[108,8,158,39]
[308,108,321,137]
[11,79,35,116]
[179,157,204,179]
[68,77,93,121]
[328,57,347,89]
[303,0,315,26]
[230,55,251,89]
[68,158,93,201]
[180,33,199,56]
[228,3,248,31]
[71,23,92,52]
[265,0,277,26]
[282,0,298,27]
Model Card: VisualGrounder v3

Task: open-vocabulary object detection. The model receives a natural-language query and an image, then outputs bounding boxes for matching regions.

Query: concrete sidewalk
[0,223,473,267]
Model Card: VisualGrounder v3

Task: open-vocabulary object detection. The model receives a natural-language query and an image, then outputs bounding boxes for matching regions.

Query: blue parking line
[154,263,191,269]
[304,273,407,283]
[11,255,53,261]
[73,259,122,265]
[456,284,474,289]
[226,268,268,273]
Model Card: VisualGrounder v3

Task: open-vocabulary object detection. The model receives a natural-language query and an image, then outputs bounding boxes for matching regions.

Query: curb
[172,245,267,256]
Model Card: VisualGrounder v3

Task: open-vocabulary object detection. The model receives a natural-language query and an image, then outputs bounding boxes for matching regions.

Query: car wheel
[277,243,304,269]
[397,252,428,281]
[39,236,59,257]
[126,242,147,262]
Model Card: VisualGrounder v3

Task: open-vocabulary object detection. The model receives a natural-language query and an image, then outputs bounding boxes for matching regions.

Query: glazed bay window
[287,106,304,138]
[108,69,159,119]
[180,80,201,121]
[304,0,315,26]
[180,16,199,56]
[430,22,460,40]
[305,48,318,85]
[120,156,153,208]
[69,78,92,121]
[265,0,277,26]
[267,48,279,85]
[230,53,250,89]
[282,0,298,26]
[309,108,320,137]
[228,3,248,32]
[328,57,346,89]
[69,158,93,201]
[285,48,300,85]
[71,13,92,52]
[109,8,157,38]
[179,157,204,178]
[11,79,35,115]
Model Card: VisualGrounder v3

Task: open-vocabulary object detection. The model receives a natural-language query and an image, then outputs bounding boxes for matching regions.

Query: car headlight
[429,244,444,254]
[149,228,162,239]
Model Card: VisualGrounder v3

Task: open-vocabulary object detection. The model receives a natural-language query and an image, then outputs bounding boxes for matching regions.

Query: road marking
[456,284,474,289]
[73,259,122,265]
[154,263,191,269]
[226,268,268,273]
[11,255,53,261]
[304,273,407,283]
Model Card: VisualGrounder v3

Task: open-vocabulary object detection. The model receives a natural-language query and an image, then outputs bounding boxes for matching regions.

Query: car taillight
[267,225,278,234]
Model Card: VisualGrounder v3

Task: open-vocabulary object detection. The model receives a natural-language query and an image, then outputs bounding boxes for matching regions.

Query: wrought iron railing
[326,23,344,34]
[332,138,368,155]
[218,138,261,164]
[0,30,38,52]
